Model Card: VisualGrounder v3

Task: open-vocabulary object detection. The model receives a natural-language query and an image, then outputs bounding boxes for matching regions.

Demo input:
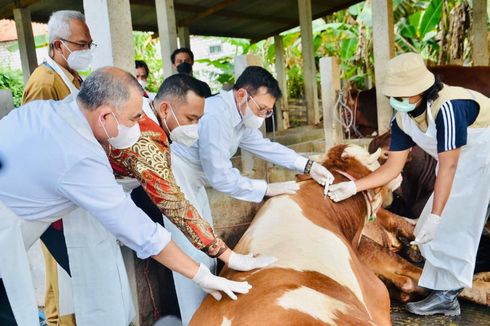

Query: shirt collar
[220,89,243,127]
[58,63,81,85]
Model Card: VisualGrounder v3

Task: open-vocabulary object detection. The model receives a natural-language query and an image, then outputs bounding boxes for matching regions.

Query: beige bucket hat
[381,52,435,97]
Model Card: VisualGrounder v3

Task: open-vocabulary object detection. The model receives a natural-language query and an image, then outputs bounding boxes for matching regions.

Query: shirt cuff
[136,224,171,259]
[251,179,268,202]
[294,156,309,173]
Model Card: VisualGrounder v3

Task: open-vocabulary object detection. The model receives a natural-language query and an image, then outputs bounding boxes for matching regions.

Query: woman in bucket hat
[327,52,490,316]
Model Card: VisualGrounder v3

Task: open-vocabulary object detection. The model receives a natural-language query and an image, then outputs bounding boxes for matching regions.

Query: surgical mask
[61,40,93,71]
[176,62,192,75]
[162,105,199,147]
[241,96,265,129]
[100,112,141,149]
[389,97,418,113]
[138,79,147,89]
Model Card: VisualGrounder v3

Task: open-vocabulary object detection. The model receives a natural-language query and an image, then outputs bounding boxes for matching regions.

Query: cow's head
[321,144,401,209]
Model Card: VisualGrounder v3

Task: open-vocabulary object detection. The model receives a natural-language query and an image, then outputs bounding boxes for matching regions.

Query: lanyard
[44,56,81,95]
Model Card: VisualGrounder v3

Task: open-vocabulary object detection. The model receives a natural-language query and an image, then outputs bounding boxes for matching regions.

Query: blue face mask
[389,97,417,112]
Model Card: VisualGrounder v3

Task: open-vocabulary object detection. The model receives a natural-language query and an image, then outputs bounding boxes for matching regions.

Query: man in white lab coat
[172,66,334,206]
[0,67,250,326]
[170,66,334,306]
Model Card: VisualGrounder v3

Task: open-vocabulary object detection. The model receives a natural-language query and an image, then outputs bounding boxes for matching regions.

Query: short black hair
[155,73,208,104]
[170,48,194,64]
[422,75,444,103]
[233,66,282,99]
[409,75,444,118]
[135,60,149,77]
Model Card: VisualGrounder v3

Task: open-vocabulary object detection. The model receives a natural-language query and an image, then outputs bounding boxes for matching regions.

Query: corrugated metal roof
[0,0,362,41]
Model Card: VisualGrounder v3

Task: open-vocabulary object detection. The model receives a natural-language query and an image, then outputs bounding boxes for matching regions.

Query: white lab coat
[168,90,307,324]
[142,99,216,326]
[171,89,308,202]
[400,102,490,290]
[0,97,171,325]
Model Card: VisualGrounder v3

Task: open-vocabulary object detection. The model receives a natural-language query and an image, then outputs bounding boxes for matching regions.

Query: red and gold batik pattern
[109,115,227,257]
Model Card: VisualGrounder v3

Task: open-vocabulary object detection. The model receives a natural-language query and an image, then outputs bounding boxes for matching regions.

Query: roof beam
[250,0,361,42]
[130,1,295,26]
[0,0,39,20]
[178,0,238,27]
[175,3,295,26]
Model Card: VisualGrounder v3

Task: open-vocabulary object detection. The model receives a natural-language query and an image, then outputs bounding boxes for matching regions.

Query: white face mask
[171,124,199,147]
[241,96,264,129]
[100,112,141,149]
[162,104,199,147]
[138,79,147,90]
[61,40,93,71]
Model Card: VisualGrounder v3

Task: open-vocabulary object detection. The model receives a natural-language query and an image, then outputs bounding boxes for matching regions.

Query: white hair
[47,10,85,44]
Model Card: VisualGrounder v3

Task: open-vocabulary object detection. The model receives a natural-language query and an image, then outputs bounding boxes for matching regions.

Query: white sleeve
[57,157,171,259]
[240,128,308,172]
[198,114,267,202]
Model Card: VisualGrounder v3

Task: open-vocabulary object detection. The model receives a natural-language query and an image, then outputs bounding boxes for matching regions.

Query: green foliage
[196,56,235,85]
[418,0,443,39]
[0,69,24,107]
[169,0,479,97]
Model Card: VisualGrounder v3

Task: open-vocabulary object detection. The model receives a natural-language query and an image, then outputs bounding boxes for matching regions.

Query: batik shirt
[109,114,228,257]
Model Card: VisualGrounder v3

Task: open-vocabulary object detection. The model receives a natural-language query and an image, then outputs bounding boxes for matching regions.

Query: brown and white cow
[191,145,396,326]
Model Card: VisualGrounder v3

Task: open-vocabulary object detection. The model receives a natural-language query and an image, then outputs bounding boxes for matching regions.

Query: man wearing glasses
[170,66,334,305]
[21,10,95,326]
[23,10,95,102]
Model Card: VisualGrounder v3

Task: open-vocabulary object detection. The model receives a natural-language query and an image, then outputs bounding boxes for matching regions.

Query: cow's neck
[334,170,383,222]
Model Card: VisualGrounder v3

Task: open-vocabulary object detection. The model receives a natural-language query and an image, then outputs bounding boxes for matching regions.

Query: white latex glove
[266,181,299,197]
[310,162,334,187]
[411,213,441,245]
[327,181,357,202]
[228,252,278,272]
[192,263,252,301]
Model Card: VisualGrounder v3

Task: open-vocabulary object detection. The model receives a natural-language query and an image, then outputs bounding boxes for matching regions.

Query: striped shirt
[390,100,479,153]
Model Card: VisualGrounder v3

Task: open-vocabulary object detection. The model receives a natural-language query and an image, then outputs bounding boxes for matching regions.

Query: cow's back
[191,186,391,326]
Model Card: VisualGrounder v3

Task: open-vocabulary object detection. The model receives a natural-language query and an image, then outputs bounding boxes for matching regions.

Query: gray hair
[77,67,144,112]
[47,10,85,43]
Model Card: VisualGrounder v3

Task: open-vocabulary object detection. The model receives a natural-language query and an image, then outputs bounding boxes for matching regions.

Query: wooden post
[298,0,319,125]
[155,0,178,78]
[13,7,37,83]
[83,0,135,72]
[471,0,489,65]
[320,57,342,151]
[177,26,190,48]
[372,0,395,134]
[274,34,288,131]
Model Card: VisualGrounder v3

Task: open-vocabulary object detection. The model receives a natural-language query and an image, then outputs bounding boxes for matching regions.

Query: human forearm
[432,164,457,215]
[355,163,402,192]
[152,240,200,279]
[121,151,228,257]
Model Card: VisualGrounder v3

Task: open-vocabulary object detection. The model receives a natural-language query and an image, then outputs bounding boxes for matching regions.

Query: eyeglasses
[60,38,97,51]
[248,95,274,118]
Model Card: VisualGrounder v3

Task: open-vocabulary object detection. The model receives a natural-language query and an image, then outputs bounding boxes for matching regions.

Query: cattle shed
[1,1,489,325]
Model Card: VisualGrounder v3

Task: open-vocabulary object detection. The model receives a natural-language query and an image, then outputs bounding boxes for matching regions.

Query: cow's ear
[368,148,382,164]
[296,174,312,182]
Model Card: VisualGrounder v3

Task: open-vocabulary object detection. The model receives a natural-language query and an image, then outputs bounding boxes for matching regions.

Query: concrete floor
[391,301,490,325]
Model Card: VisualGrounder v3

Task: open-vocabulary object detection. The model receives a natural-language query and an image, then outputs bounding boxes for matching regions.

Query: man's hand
[310,162,334,187]
[411,213,441,245]
[327,181,357,202]
[228,252,277,272]
[266,181,299,197]
[192,263,252,301]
